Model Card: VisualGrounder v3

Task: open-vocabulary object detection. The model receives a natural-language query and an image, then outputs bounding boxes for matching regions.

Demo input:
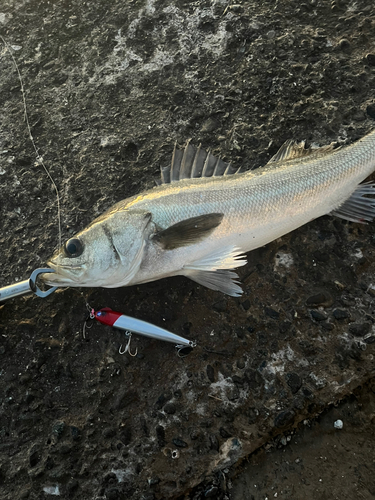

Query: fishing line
[0,35,62,247]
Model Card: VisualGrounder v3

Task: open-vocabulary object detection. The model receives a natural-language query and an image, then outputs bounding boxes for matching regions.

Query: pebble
[219,427,232,438]
[102,427,116,439]
[302,387,314,400]
[66,479,78,494]
[155,392,172,410]
[229,4,243,13]
[190,429,199,440]
[70,426,81,441]
[334,419,343,429]
[209,434,219,451]
[348,322,370,337]
[313,250,330,263]
[265,307,280,319]
[352,110,365,122]
[279,320,291,334]
[205,486,219,497]
[106,488,120,500]
[321,322,334,331]
[29,449,41,468]
[164,403,176,415]
[156,426,165,447]
[212,299,227,312]
[286,372,302,394]
[332,308,349,320]
[306,291,333,307]
[236,358,246,370]
[274,410,295,429]
[52,421,65,439]
[366,103,375,120]
[110,389,138,411]
[148,476,160,486]
[365,53,375,66]
[244,369,264,391]
[119,427,132,446]
[235,327,246,339]
[172,437,188,448]
[310,310,327,321]
[302,86,314,96]
[232,375,245,386]
[338,38,350,49]
[241,299,251,311]
[206,365,215,383]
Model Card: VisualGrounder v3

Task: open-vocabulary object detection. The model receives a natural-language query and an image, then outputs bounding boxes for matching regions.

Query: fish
[43,129,375,297]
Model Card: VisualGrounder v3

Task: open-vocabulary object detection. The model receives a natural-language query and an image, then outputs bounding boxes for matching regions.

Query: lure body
[94,307,194,347]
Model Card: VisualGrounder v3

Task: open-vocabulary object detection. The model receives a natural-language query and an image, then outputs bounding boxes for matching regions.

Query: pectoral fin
[153,213,224,250]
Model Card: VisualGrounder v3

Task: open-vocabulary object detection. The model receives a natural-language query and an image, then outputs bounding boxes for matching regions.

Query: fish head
[42,210,153,287]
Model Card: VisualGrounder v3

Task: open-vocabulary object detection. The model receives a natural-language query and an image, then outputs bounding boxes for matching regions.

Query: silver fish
[43,130,375,296]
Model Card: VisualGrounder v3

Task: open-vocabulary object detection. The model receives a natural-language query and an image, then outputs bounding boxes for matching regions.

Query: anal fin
[331,182,375,223]
[183,269,243,297]
[181,246,247,297]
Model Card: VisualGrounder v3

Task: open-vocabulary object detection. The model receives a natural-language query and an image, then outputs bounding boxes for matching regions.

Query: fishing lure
[91,307,196,356]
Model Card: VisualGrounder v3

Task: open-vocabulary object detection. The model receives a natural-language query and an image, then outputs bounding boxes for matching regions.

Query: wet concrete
[0,0,375,498]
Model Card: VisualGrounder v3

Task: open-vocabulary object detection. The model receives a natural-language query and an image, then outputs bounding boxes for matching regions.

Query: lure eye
[64,238,84,257]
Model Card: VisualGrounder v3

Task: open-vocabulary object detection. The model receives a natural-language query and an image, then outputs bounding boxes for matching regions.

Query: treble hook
[119,331,138,357]
[83,303,95,339]
[175,340,196,358]
[86,302,95,319]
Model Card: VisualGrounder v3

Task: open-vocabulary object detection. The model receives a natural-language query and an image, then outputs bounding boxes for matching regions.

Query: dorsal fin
[267,139,337,164]
[160,143,240,184]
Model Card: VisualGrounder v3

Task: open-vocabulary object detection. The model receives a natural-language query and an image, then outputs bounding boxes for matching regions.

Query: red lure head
[94,308,122,327]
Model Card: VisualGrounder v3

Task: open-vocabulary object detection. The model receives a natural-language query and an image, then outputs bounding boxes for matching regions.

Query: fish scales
[43,129,375,296]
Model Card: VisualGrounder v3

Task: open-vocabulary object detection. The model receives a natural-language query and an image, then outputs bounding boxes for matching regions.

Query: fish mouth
[40,260,86,286]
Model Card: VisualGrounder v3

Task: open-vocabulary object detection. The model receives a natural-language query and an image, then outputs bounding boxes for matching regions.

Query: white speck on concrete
[309,372,327,389]
[111,469,132,483]
[334,419,343,429]
[274,252,294,270]
[265,345,296,375]
[352,248,363,259]
[43,485,60,496]
[210,372,237,402]
[195,403,207,416]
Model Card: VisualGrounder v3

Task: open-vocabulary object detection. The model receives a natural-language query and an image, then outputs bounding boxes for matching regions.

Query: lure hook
[82,302,95,339]
[86,302,95,319]
[176,340,197,358]
[119,331,138,357]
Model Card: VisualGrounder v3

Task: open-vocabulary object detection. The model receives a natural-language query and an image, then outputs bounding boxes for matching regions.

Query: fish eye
[64,238,84,258]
